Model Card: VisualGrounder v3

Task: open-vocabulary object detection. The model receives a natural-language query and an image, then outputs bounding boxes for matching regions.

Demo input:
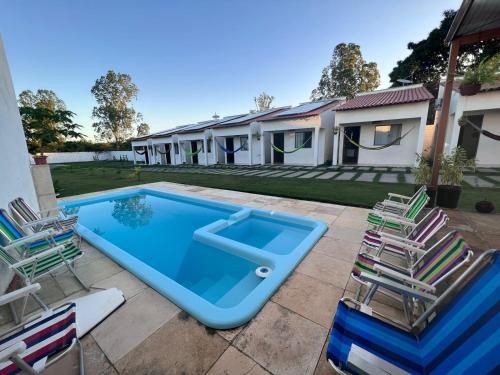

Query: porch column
[132,147,137,165]
[171,143,176,165]
[178,140,183,163]
[203,136,209,165]
[248,130,253,165]
[313,128,320,166]
[332,131,339,165]
[415,113,428,166]
[260,132,265,165]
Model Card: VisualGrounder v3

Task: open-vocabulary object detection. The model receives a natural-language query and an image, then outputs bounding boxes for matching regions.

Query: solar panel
[217,108,281,125]
[276,100,335,117]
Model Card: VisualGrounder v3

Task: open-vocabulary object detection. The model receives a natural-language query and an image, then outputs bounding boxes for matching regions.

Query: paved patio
[1,182,498,374]
[141,164,500,188]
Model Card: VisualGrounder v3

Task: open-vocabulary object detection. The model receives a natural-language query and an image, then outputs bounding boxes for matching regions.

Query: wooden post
[430,40,460,187]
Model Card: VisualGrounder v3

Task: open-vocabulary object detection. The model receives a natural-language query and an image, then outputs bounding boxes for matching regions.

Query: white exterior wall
[0,37,39,292]
[211,125,259,165]
[334,101,429,166]
[260,115,329,166]
[28,151,144,164]
[442,89,500,166]
[176,131,215,165]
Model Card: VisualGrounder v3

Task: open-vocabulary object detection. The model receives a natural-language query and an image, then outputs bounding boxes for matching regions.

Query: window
[295,131,312,148]
[207,140,212,153]
[240,136,249,151]
[374,124,402,145]
[174,143,179,154]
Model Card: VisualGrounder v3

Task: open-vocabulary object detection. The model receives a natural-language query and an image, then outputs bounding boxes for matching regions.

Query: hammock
[270,136,312,154]
[341,125,416,151]
[155,145,170,155]
[459,117,500,141]
[183,145,203,156]
[134,148,147,155]
[215,139,246,154]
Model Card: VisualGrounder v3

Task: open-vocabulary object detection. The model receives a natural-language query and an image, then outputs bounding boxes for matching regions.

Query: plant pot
[475,200,495,214]
[459,83,481,96]
[414,185,437,208]
[33,155,48,165]
[436,185,462,209]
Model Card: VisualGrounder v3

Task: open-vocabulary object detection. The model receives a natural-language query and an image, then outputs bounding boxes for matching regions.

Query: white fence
[30,151,145,164]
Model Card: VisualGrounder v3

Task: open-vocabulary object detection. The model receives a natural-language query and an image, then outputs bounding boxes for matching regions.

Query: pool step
[216,272,260,308]
[201,275,236,303]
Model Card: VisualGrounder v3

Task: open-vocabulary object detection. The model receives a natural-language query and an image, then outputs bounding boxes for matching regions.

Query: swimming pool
[62,188,327,328]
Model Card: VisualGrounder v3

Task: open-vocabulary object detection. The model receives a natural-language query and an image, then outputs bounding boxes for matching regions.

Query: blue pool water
[63,188,326,328]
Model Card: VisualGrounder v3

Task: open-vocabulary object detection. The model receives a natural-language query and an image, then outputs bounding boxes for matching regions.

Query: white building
[332,85,433,166]
[439,81,500,167]
[210,108,289,165]
[258,99,343,166]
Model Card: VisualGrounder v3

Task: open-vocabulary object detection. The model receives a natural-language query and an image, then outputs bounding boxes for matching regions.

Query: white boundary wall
[29,151,144,164]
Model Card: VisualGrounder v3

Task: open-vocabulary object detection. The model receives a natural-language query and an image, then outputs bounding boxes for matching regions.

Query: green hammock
[341,125,416,151]
[155,145,170,155]
[183,147,203,156]
[270,136,312,154]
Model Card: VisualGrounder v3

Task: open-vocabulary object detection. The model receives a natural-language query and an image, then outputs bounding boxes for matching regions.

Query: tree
[311,43,380,100]
[389,10,500,94]
[91,70,140,144]
[18,89,84,154]
[20,107,84,154]
[254,92,274,111]
[136,122,150,137]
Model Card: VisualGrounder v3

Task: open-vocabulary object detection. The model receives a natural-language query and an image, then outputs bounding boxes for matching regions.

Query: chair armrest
[387,192,412,201]
[9,245,64,269]
[372,212,416,227]
[359,272,437,302]
[0,284,41,307]
[0,341,27,363]
[378,234,426,253]
[21,216,60,228]
[3,230,54,251]
[373,264,435,292]
[381,200,408,209]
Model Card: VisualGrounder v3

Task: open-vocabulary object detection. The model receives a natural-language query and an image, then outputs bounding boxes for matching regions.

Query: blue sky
[1,0,461,138]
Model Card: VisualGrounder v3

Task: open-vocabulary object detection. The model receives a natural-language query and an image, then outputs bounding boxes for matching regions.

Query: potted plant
[459,53,500,96]
[412,154,436,207]
[475,200,495,214]
[436,146,476,208]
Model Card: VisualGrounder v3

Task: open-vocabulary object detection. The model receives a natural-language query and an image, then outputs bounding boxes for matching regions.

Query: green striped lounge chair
[372,185,427,216]
[367,189,429,233]
[362,207,449,265]
[0,209,75,257]
[352,231,472,323]
[8,197,78,233]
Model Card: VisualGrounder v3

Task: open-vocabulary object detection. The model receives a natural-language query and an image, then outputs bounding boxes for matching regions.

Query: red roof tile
[336,85,433,111]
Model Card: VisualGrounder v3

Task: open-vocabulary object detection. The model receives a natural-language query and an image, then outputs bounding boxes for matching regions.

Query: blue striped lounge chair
[327,249,499,374]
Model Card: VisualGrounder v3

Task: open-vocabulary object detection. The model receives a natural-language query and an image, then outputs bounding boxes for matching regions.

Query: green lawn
[51,162,500,211]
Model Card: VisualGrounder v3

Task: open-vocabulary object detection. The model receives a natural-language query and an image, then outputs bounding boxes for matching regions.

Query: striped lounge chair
[0,209,75,257]
[8,197,78,233]
[367,189,429,233]
[327,249,499,375]
[362,207,448,263]
[373,185,427,215]
[352,231,472,321]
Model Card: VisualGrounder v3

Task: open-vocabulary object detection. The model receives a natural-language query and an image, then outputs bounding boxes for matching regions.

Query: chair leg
[78,338,85,375]
[9,355,37,375]
[363,284,378,304]
[67,262,90,291]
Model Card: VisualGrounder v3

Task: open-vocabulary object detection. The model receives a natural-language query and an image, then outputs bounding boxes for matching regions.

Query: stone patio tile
[116,312,229,374]
[333,215,370,231]
[373,167,387,171]
[284,171,309,178]
[324,226,365,243]
[217,326,244,343]
[355,172,376,182]
[299,171,324,179]
[269,170,294,177]
[308,212,338,225]
[462,212,500,235]
[272,272,343,328]
[234,302,327,375]
[404,173,416,184]
[379,173,399,183]
[313,335,334,375]
[207,346,270,375]
[341,166,354,170]
[92,270,148,300]
[297,251,353,289]
[315,171,338,180]
[313,237,360,263]
[356,166,371,171]
[92,288,181,364]
[333,172,356,180]
[256,170,283,177]
[81,334,118,375]
[477,168,497,173]
[487,175,500,183]
[463,175,495,188]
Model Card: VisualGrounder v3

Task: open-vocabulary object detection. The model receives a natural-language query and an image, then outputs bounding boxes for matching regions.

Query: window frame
[207,139,212,153]
[294,131,313,149]
[174,143,179,154]
[373,124,402,146]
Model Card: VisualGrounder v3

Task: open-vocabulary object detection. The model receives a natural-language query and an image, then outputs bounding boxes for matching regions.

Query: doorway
[458,115,483,159]
[342,126,360,164]
[165,144,171,165]
[144,148,149,164]
[273,133,284,164]
[226,138,234,164]
[190,141,199,164]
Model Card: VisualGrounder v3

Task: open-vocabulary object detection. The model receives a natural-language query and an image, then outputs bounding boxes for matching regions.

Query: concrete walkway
[142,164,500,188]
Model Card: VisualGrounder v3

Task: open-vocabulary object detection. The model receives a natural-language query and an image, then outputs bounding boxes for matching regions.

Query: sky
[1,0,462,138]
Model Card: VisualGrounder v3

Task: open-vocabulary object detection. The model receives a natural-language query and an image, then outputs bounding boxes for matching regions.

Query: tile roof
[260,98,344,121]
[336,85,433,111]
